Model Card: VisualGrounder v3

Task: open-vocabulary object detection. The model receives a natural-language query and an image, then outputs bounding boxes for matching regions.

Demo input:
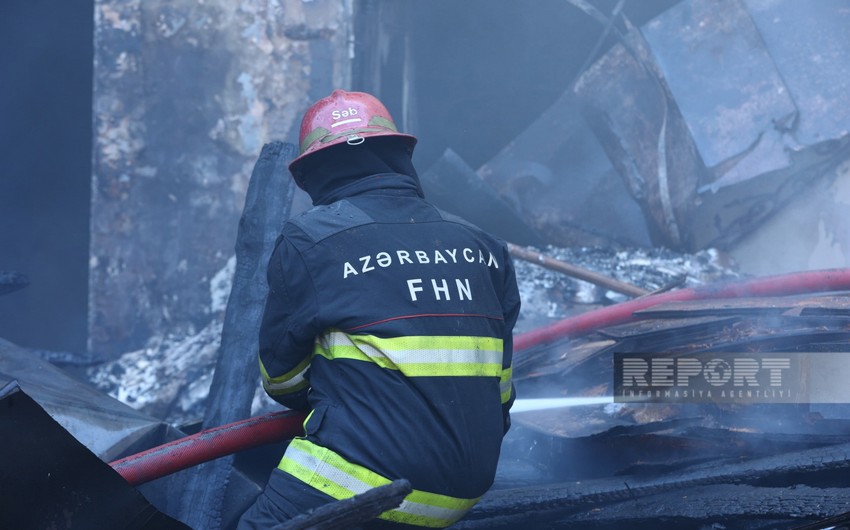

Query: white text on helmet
[331,107,358,119]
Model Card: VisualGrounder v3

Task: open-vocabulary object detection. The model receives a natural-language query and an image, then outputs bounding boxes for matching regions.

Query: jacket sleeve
[499,245,521,434]
[257,235,321,410]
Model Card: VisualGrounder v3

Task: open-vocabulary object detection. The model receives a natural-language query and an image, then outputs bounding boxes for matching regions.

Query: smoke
[729,157,850,276]
[6,1,850,517]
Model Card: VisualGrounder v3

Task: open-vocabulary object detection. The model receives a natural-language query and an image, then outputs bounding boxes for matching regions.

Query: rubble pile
[88,320,221,425]
[488,286,850,529]
[87,318,281,427]
[86,244,739,427]
[514,245,740,333]
[6,0,850,527]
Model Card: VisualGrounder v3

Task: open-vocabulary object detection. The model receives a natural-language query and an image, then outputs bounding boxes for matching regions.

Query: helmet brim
[288,131,417,181]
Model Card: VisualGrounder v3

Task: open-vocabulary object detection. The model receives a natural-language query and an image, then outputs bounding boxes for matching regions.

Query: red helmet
[288,89,417,174]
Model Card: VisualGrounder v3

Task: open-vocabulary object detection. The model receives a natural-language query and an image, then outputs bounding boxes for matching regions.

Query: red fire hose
[110,268,850,486]
[110,409,307,486]
[514,267,850,351]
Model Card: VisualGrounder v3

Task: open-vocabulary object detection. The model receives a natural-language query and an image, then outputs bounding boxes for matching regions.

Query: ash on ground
[513,246,740,333]
[88,246,740,427]
[87,323,278,427]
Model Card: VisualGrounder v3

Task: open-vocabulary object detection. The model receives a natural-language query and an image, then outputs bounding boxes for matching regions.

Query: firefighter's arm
[258,237,321,411]
[500,247,521,434]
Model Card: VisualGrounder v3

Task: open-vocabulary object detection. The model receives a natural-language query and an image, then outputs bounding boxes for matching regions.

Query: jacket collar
[310,172,424,205]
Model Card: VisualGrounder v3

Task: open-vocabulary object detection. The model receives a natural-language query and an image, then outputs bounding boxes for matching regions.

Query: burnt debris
[5,0,850,528]
[488,291,850,529]
[574,0,850,252]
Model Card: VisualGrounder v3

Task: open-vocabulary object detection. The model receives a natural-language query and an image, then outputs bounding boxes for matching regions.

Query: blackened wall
[0,0,678,354]
[0,0,93,352]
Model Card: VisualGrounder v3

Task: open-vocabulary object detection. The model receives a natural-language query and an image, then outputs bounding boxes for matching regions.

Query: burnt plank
[554,484,850,529]
[574,38,705,250]
[642,0,795,178]
[274,479,412,530]
[633,295,850,320]
[458,438,850,527]
[598,315,737,339]
[514,338,615,380]
[177,141,297,530]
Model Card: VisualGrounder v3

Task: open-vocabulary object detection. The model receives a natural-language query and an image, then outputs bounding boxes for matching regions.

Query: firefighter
[237,89,520,530]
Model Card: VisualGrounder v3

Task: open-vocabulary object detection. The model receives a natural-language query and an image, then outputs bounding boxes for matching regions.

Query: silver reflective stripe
[285,440,373,494]
[263,365,308,393]
[395,497,468,522]
[283,441,473,523]
[321,331,503,371]
[350,337,503,366]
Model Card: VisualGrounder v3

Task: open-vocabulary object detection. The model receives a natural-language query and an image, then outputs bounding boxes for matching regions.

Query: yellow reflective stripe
[500,366,513,404]
[259,355,311,395]
[262,375,309,396]
[300,126,330,153]
[279,439,478,527]
[301,409,315,431]
[368,115,399,131]
[314,332,503,377]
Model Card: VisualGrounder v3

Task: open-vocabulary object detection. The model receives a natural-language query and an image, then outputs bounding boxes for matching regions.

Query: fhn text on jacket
[341,244,503,302]
[237,90,521,530]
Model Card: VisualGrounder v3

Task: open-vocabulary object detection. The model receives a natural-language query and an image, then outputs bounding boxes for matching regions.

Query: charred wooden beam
[177,141,297,530]
[574,17,703,250]
[273,479,412,530]
[459,437,850,526]
[632,295,850,320]
[458,484,850,530]
[790,504,850,530]
[508,243,649,298]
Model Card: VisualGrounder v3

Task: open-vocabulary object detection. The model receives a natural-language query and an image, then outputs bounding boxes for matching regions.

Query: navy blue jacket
[258,171,520,526]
